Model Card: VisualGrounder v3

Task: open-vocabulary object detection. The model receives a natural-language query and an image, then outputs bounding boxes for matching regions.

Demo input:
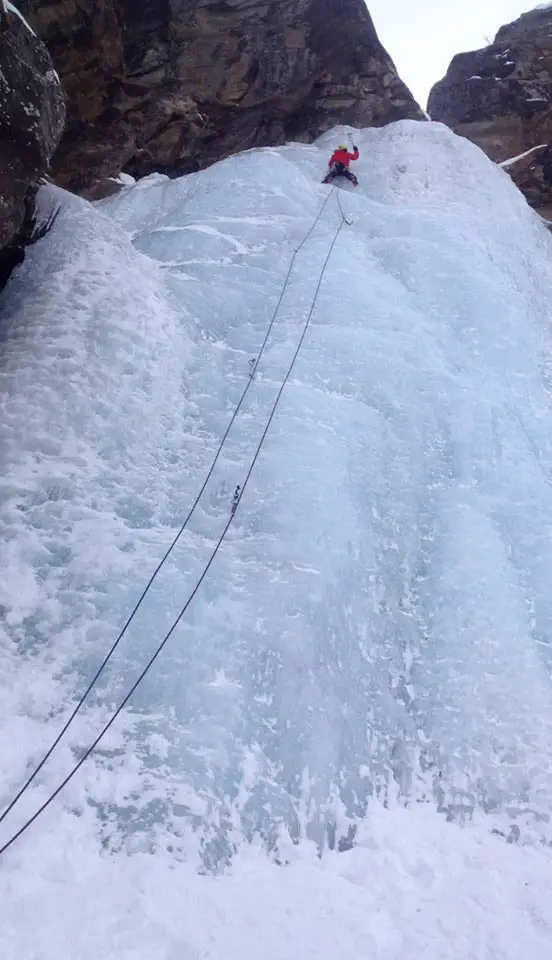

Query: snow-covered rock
[428,6,552,219]
[0,1,64,274]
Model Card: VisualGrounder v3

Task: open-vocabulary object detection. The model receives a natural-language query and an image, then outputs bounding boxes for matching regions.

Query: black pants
[323,163,358,185]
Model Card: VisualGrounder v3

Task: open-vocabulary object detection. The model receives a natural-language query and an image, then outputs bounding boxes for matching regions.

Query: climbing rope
[0,189,338,833]
[0,189,349,859]
[335,184,354,225]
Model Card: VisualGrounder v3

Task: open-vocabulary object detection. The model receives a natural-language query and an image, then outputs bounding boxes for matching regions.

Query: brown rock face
[428,6,552,219]
[17,0,423,191]
[0,6,65,251]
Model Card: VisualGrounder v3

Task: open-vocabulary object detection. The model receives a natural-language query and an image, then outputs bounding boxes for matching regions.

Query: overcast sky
[368,1,542,106]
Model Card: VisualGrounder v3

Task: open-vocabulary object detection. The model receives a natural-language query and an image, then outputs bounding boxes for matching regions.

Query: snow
[2,119,552,956]
[3,801,552,960]
[45,68,61,86]
[4,1,36,36]
[500,142,548,166]
[116,172,136,186]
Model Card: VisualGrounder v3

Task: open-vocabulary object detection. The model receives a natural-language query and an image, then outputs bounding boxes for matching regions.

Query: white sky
[368,1,543,107]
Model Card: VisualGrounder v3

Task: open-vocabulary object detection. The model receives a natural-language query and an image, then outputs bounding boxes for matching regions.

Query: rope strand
[0,190,347,859]
[0,190,337,830]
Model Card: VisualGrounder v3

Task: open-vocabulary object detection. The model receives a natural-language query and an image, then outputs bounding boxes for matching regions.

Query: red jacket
[329,146,359,168]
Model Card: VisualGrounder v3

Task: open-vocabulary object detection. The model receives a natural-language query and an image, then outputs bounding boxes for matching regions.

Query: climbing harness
[0,188,351,858]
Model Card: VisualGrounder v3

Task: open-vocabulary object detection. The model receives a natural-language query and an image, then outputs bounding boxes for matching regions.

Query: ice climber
[322,143,360,187]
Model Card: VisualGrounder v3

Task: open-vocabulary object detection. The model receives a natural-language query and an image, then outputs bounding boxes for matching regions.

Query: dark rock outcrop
[0,4,65,259]
[428,6,552,219]
[17,0,423,191]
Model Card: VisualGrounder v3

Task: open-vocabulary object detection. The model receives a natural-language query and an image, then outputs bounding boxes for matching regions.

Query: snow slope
[1,120,552,957]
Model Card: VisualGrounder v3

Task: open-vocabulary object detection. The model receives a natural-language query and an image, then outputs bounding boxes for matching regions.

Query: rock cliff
[428,6,552,219]
[17,0,423,192]
[0,4,65,260]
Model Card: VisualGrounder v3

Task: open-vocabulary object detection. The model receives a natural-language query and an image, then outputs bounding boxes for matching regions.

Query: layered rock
[0,3,65,259]
[17,0,423,191]
[428,6,552,219]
